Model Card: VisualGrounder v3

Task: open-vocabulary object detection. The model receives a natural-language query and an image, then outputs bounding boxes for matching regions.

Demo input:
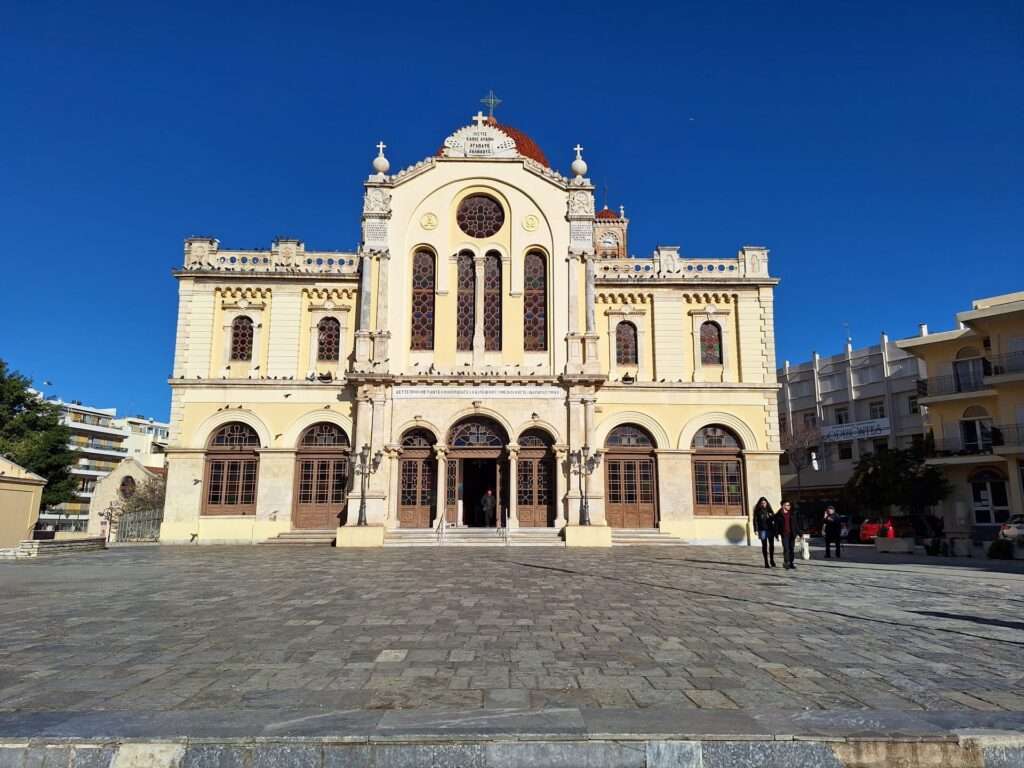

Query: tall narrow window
[616,321,638,366]
[700,321,722,365]
[204,422,260,515]
[410,250,435,350]
[317,317,340,361]
[484,251,502,351]
[523,252,547,352]
[457,251,475,351]
[230,316,253,361]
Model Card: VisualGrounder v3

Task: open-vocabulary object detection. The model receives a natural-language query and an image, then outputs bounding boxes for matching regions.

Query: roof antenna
[603,181,609,210]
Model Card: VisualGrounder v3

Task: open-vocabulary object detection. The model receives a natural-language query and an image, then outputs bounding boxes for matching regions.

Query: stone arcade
[161,109,782,546]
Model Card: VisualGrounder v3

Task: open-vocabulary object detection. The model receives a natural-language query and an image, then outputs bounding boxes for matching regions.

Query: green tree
[121,476,166,515]
[844,447,951,522]
[0,359,76,509]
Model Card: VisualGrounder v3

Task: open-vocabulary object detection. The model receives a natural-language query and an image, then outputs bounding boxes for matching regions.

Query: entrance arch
[604,424,658,528]
[446,416,509,527]
[516,428,556,527]
[398,428,437,528]
[691,425,745,516]
[293,423,350,529]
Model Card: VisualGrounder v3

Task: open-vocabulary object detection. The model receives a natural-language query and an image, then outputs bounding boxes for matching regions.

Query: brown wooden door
[445,458,459,524]
[605,455,657,528]
[517,456,553,527]
[294,456,348,529]
[399,456,435,528]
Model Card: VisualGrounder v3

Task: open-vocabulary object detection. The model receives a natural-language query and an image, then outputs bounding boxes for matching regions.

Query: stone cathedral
[161,108,781,547]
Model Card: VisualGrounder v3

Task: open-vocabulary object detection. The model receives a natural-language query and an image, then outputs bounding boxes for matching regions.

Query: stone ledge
[564,525,612,548]
[0,736,1020,768]
[336,526,385,548]
[12,538,107,559]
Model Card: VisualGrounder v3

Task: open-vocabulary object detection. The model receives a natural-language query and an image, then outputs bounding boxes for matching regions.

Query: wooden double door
[604,454,657,528]
[294,455,349,529]
[517,454,555,527]
[398,453,436,528]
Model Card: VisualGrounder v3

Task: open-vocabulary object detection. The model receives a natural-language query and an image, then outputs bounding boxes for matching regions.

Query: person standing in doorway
[822,505,842,559]
[481,488,496,527]
[774,500,802,570]
[753,497,776,568]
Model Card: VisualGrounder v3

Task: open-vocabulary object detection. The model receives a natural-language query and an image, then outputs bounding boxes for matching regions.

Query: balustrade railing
[989,351,1024,376]
[927,424,1024,456]
[917,367,991,397]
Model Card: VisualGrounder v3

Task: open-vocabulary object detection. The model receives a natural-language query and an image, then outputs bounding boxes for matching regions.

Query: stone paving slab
[1,544,1023,751]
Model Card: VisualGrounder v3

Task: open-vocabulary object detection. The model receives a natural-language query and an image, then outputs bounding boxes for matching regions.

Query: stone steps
[261,530,336,546]
[10,538,107,559]
[611,529,688,546]
[385,527,564,547]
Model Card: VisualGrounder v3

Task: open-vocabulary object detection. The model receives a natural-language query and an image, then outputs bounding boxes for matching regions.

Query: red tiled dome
[438,117,550,168]
[596,207,620,220]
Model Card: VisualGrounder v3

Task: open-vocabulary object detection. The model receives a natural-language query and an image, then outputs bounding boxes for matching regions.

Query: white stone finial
[571,144,587,177]
[619,205,625,218]
[372,141,390,174]
[472,111,488,128]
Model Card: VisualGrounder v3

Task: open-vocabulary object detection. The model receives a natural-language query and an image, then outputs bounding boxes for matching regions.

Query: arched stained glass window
[401,428,436,448]
[691,425,742,450]
[523,252,547,352]
[484,251,502,351]
[700,321,722,365]
[518,428,553,448]
[317,317,341,361]
[605,424,654,449]
[230,316,254,361]
[410,250,435,351]
[616,321,638,366]
[457,252,475,351]
[209,422,261,448]
[449,419,507,448]
[299,423,350,448]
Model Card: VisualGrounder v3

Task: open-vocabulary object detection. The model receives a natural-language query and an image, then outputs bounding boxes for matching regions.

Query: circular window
[456,195,505,238]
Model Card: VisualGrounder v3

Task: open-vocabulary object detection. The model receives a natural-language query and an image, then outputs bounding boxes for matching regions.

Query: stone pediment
[442,123,518,159]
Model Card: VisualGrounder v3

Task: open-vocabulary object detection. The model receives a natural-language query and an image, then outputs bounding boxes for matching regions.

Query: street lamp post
[355,443,384,527]
[570,445,603,526]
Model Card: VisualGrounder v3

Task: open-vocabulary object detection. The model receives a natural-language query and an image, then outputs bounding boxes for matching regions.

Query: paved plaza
[2,544,1024,746]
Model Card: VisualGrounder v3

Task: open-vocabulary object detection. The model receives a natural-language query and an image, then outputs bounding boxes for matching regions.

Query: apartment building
[114,416,170,468]
[777,333,927,505]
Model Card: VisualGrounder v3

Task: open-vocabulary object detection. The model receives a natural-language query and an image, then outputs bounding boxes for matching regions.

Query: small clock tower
[594,204,629,258]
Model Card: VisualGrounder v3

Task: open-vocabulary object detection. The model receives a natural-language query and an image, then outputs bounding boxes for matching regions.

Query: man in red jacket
[773,500,803,570]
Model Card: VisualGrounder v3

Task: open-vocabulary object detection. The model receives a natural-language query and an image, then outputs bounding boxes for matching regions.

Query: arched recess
[203,422,261,516]
[398,428,437,528]
[445,413,512,528]
[593,411,670,451]
[678,412,760,452]
[444,407,516,445]
[603,424,658,528]
[392,419,444,447]
[691,425,745,516]
[192,409,272,450]
[516,428,556,527]
[280,410,353,451]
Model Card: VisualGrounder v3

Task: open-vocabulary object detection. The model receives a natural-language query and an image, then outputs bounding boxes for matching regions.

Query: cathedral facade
[162,112,781,546]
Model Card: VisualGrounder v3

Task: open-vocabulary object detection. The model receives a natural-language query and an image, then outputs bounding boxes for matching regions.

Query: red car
[858,518,894,543]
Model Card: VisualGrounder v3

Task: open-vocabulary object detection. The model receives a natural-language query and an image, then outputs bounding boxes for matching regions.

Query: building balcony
[994,424,1024,452]
[925,425,1024,463]
[64,419,124,437]
[69,442,128,457]
[987,351,1024,383]
[70,466,113,477]
[916,371,995,403]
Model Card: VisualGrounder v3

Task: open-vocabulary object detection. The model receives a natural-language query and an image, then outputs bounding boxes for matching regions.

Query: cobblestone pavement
[2,545,1023,721]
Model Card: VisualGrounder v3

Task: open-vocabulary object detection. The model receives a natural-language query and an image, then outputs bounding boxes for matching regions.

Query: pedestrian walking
[822,505,842,559]
[753,497,776,568]
[480,489,496,527]
[774,500,802,570]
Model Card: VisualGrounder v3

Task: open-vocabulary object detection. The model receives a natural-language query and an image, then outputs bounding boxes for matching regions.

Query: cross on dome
[480,89,502,118]
[573,144,585,159]
[376,141,387,156]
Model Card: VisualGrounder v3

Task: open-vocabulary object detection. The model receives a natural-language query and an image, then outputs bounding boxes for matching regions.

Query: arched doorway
[691,425,745,516]
[604,424,658,528]
[446,417,509,527]
[398,428,437,528]
[516,429,555,527]
[203,422,261,516]
[293,423,350,529]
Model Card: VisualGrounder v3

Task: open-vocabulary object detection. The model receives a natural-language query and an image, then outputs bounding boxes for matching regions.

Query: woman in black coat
[752,497,776,568]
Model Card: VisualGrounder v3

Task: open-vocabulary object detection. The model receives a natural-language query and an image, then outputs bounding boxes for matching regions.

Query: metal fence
[114,508,163,542]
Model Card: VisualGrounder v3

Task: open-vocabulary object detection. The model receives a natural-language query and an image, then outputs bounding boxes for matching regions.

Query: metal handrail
[989,351,1024,376]
[437,516,447,546]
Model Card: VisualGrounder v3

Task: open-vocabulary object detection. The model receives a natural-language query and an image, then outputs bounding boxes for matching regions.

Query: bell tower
[594,204,629,258]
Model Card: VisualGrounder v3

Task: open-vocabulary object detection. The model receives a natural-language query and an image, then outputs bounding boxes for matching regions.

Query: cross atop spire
[480,89,502,118]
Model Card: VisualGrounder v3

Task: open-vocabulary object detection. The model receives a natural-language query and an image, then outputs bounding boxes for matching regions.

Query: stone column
[354,253,373,365]
[373,251,391,364]
[507,444,520,529]
[584,257,596,334]
[385,444,401,530]
[583,255,601,373]
[473,254,485,365]
[434,446,448,529]
[554,445,569,526]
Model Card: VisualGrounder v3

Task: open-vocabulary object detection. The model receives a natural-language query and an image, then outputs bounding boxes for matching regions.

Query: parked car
[998,515,1024,541]
[859,518,886,543]
[860,517,914,542]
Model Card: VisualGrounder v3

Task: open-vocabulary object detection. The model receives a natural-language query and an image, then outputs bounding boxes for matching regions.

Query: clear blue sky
[2,1,1021,421]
